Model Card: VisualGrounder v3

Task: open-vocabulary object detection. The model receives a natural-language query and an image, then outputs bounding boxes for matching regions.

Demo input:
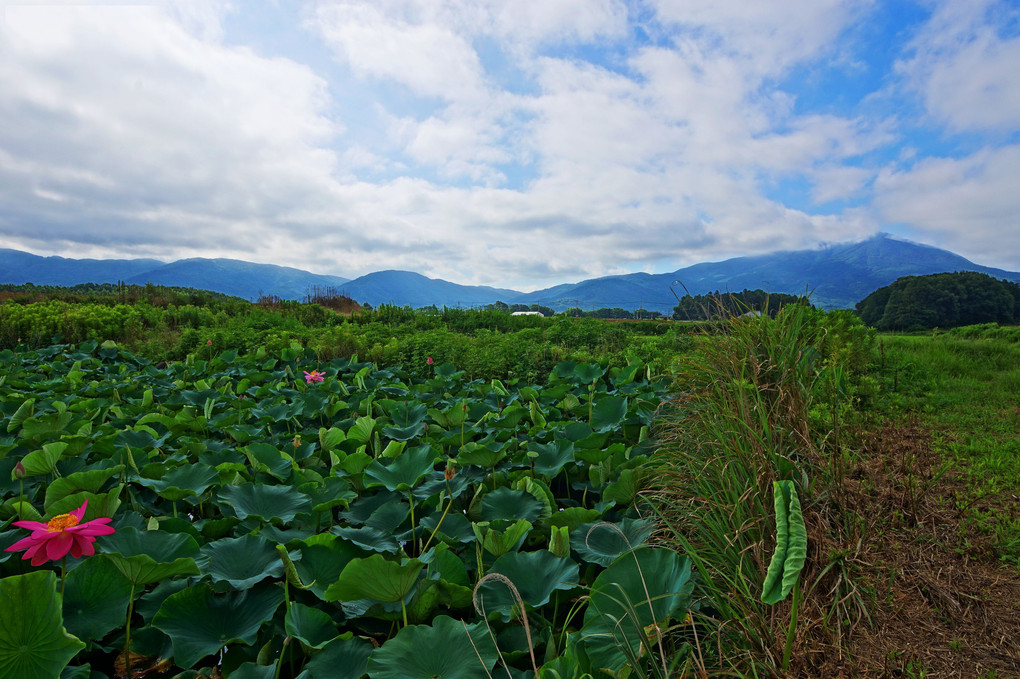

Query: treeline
[856,271,1020,330]
[671,289,808,320]
[0,281,244,308]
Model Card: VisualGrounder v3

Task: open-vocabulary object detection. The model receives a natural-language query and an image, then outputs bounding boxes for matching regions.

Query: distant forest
[856,271,1020,330]
[671,289,807,320]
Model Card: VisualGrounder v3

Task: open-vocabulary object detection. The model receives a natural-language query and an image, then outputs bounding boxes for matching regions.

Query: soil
[800,424,1020,678]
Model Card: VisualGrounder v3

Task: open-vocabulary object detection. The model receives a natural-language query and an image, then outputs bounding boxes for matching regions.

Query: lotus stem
[125,583,136,678]
[782,579,800,671]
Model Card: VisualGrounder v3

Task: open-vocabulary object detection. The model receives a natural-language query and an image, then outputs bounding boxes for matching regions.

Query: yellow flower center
[47,513,80,532]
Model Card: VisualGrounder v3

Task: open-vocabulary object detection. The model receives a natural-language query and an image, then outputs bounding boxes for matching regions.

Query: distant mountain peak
[1,236,1016,311]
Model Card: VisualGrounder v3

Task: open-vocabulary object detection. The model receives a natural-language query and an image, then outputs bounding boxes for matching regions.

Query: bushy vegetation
[671,288,808,320]
[856,271,1020,330]
[652,303,877,674]
[0,286,692,383]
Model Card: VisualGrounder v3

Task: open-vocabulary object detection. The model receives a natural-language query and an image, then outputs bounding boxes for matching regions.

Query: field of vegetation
[0,285,1017,678]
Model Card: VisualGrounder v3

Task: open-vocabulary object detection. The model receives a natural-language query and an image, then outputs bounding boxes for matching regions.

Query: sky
[0,0,1018,291]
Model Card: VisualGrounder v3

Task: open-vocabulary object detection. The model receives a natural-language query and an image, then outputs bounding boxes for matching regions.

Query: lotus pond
[0,340,696,678]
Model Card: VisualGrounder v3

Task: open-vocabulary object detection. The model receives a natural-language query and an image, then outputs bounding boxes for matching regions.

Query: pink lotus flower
[206,339,213,345]
[426,356,434,365]
[303,370,326,384]
[5,500,115,566]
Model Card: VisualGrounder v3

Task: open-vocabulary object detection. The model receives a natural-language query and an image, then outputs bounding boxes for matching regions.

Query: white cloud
[0,0,1016,293]
[0,3,339,254]
[873,145,1020,269]
[897,0,1020,132]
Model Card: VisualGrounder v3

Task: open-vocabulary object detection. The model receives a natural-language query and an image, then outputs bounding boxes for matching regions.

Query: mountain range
[2,234,1018,311]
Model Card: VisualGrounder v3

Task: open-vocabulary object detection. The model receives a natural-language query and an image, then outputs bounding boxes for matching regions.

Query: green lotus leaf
[366,615,498,679]
[475,550,580,622]
[581,547,693,674]
[295,635,373,679]
[528,440,576,477]
[198,534,283,590]
[137,464,219,502]
[101,526,201,586]
[5,398,34,434]
[324,554,423,604]
[45,488,121,521]
[152,582,283,669]
[20,412,74,441]
[19,442,66,477]
[406,578,473,623]
[61,555,132,642]
[363,445,435,491]
[381,401,428,441]
[761,480,807,605]
[346,416,377,444]
[573,363,606,385]
[44,466,125,508]
[456,441,506,469]
[285,602,338,650]
[0,571,85,679]
[421,542,470,587]
[475,519,532,558]
[589,395,628,433]
[59,665,91,679]
[548,507,602,532]
[318,426,347,453]
[226,662,275,679]
[418,510,475,544]
[114,427,169,451]
[218,483,311,523]
[243,443,295,481]
[301,476,358,513]
[601,467,646,506]
[572,518,656,566]
[479,488,545,523]
[330,525,402,554]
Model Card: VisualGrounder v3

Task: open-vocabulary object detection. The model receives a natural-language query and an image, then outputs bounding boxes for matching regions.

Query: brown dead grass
[798,424,1020,678]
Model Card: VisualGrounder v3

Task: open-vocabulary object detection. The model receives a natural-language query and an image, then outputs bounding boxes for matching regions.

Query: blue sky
[0,0,1018,290]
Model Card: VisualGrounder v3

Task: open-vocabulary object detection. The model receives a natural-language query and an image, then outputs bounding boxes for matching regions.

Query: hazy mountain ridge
[2,234,1018,311]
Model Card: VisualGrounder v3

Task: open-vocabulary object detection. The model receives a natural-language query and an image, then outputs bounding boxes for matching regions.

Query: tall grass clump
[650,300,874,675]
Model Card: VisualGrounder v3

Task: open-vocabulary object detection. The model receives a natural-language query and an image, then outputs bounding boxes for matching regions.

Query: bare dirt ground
[803,425,1020,678]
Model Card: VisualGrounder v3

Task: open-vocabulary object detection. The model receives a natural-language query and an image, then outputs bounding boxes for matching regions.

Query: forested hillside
[856,271,1020,330]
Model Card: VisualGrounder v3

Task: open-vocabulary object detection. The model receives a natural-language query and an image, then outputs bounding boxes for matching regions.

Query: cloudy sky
[0,0,1018,290]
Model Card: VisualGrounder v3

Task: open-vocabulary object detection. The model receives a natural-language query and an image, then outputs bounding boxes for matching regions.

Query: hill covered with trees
[855,271,1020,330]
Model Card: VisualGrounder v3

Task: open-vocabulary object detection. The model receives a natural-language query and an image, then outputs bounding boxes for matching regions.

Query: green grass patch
[875,332,1020,566]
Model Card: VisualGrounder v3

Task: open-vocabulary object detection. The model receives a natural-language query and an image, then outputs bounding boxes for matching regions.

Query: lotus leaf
[366,615,498,679]
[479,487,545,523]
[293,537,371,600]
[152,582,283,669]
[363,445,435,491]
[61,555,133,642]
[285,602,338,650]
[476,550,580,621]
[198,534,283,590]
[761,480,808,605]
[218,483,311,523]
[294,635,373,679]
[324,554,423,603]
[581,547,693,673]
[0,571,85,679]
[101,526,201,586]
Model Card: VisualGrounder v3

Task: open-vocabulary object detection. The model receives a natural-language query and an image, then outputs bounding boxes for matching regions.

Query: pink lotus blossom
[5,500,115,566]
[303,370,326,384]
[426,356,434,365]
[206,340,213,345]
